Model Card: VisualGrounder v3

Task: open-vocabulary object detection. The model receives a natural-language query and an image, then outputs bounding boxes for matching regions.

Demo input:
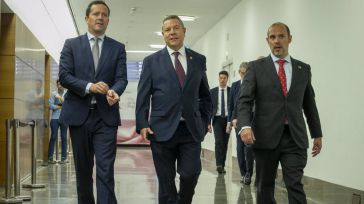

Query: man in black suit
[228,62,254,184]
[237,22,323,203]
[136,15,212,204]
[59,1,128,203]
[209,71,230,174]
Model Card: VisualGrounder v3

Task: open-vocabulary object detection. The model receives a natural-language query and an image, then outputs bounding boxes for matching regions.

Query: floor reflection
[3,147,361,204]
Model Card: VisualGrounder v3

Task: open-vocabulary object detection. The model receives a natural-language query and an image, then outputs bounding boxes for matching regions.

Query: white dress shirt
[85,32,106,95]
[166,45,187,75]
[216,86,228,117]
[270,53,292,91]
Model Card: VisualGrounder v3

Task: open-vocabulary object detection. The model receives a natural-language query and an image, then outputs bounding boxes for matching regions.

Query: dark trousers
[48,119,68,160]
[151,121,201,204]
[235,128,254,177]
[69,109,118,204]
[212,116,230,167]
[254,125,307,204]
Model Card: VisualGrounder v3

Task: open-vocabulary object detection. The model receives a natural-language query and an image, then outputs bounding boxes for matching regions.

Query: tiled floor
[1,147,363,203]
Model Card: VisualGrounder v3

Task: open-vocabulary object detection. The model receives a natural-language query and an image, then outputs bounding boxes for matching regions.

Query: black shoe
[216,166,224,174]
[244,175,251,185]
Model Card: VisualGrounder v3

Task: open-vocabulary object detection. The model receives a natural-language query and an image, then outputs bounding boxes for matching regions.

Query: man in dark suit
[135,15,212,204]
[228,62,254,184]
[209,71,230,174]
[58,1,128,203]
[237,22,323,203]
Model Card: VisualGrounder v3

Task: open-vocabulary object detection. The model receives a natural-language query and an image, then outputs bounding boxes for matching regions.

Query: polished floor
[2,147,363,204]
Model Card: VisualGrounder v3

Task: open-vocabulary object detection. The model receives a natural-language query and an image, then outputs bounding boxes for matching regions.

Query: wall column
[0,13,15,186]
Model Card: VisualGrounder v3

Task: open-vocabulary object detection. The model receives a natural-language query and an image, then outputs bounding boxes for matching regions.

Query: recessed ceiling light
[149,44,165,49]
[178,15,197,22]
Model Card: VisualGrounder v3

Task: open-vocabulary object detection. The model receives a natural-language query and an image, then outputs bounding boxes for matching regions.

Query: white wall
[194,0,364,191]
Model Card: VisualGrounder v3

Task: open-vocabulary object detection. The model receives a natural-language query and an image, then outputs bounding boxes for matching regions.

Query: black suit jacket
[135,47,212,142]
[237,55,322,149]
[58,34,128,126]
[210,86,230,121]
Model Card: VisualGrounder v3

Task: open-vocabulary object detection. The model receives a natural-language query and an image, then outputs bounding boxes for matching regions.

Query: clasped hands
[90,81,119,106]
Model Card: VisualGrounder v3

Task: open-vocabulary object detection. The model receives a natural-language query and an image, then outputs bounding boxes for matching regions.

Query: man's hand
[240,128,255,145]
[312,137,322,157]
[90,81,109,94]
[140,127,154,141]
[208,124,212,133]
[226,122,232,134]
[232,119,237,128]
[106,89,119,106]
[55,94,64,103]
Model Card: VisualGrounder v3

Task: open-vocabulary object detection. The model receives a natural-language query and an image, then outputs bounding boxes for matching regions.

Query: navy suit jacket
[237,56,322,149]
[135,47,212,142]
[228,80,241,122]
[59,34,128,126]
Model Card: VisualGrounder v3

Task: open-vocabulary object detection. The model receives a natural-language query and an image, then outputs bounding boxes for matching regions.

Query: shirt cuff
[238,126,251,135]
[86,83,93,94]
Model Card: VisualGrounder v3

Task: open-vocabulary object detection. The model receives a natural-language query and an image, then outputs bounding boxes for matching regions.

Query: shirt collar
[270,53,291,64]
[166,45,186,57]
[219,86,227,91]
[87,32,105,42]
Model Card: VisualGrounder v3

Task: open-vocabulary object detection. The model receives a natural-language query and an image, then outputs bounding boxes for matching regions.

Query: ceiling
[68,0,241,61]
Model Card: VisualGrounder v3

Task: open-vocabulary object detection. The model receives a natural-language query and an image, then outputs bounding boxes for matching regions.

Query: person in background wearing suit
[237,22,323,203]
[228,62,254,184]
[58,1,128,203]
[47,79,68,164]
[209,71,230,174]
[135,15,212,204]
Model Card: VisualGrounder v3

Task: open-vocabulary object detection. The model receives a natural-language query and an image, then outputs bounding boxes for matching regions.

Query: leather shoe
[216,166,226,174]
[244,176,251,185]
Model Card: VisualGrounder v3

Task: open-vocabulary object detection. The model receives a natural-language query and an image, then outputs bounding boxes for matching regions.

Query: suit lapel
[95,36,111,77]
[81,34,95,75]
[288,57,300,97]
[265,56,285,97]
[161,48,182,90]
[184,48,194,90]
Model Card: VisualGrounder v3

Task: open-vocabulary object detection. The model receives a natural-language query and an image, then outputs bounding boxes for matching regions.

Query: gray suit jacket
[237,55,322,149]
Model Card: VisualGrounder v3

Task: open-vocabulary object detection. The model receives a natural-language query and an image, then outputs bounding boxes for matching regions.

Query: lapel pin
[189,56,193,60]
[298,65,302,70]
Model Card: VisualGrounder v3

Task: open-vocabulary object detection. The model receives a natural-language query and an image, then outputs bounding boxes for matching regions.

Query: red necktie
[173,52,186,87]
[277,59,287,96]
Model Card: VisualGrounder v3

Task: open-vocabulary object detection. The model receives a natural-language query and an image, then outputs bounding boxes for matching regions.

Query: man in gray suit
[237,22,323,203]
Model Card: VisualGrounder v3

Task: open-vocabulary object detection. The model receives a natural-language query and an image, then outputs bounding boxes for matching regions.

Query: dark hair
[162,15,185,31]
[56,79,60,84]
[219,70,229,78]
[86,1,110,17]
[267,22,290,36]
